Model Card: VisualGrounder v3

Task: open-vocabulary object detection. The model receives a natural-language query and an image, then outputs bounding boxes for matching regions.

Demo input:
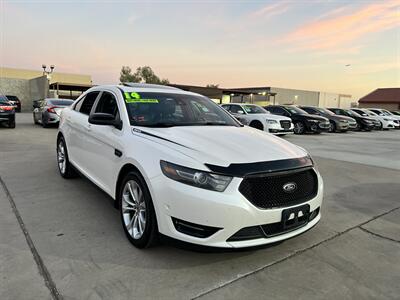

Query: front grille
[280,120,291,129]
[239,168,318,209]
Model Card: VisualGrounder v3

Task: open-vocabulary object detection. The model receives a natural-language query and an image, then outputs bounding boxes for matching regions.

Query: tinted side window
[94,92,119,117]
[229,105,244,114]
[274,107,287,116]
[221,105,231,111]
[79,92,100,115]
[302,107,314,114]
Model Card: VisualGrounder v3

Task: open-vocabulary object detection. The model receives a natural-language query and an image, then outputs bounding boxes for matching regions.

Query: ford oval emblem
[283,182,297,193]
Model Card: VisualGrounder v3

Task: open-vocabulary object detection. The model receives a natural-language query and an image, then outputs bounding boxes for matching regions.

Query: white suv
[57,84,323,249]
[221,103,294,135]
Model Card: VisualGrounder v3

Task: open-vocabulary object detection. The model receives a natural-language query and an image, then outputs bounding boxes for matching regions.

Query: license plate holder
[281,204,310,231]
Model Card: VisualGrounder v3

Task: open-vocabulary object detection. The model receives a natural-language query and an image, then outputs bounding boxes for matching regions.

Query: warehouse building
[0,67,92,111]
[170,84,352,108]
[358,88,400,110]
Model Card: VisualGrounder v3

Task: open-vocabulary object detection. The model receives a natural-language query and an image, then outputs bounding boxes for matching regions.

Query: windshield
[367,111,377,116]
[285,106,308,114]
[346,110,361,117]
[242,105,268,114]
[0,95,11,105]
[316,107,334,115]
[352,109,368,116]
[124,91,240,127]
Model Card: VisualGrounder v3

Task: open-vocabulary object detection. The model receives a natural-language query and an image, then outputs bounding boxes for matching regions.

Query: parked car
[299,106,355,132]
[220,103,294,135]
[0,95,16,128]
[264,105,330,134]
[391,111,400,116]
[351,108,397,130]
[57,83,323,249]
[368,108,400,129]
[33,98,74,127]
[327,108,375,131]
[5,95,21,112]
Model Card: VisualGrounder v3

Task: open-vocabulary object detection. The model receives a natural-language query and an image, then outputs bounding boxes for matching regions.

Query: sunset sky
[1,0,399,99]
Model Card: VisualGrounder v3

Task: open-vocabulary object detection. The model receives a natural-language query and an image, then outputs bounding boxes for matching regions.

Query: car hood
[299,114,329,121]
[132,126,307,167]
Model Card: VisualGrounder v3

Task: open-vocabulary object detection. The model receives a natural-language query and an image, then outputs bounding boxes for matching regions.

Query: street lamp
[42,64,55,79]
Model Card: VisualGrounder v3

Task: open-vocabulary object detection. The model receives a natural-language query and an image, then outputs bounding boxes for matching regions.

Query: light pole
[42,64,55,98]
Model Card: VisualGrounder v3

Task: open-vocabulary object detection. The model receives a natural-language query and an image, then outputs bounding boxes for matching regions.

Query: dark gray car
[33,98,74,127]
[299,106,356,132]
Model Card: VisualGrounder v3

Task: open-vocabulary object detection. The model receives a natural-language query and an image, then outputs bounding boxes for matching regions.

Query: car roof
[87,84,201,97]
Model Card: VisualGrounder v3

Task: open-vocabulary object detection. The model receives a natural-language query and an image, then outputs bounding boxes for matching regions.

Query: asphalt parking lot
[1,113,399,300]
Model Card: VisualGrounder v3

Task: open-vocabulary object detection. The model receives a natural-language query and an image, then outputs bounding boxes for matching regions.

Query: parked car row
[221,103,400,134]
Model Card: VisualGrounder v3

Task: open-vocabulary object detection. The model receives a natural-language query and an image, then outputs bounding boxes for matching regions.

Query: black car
[264,105,330,134]
[327,108,375,131]
[0,95,16,128]
[6,95,21,112]
[299,106,356,132]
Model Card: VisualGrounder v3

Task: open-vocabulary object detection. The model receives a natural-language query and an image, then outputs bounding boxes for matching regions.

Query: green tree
[120,66,169,85]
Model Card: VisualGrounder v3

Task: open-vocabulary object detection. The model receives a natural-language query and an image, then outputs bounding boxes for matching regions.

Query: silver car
[33,98,74,127]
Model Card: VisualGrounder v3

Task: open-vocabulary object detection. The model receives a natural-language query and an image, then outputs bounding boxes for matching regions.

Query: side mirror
[33,102,40,109]
[89,113,123,130]
[237,110,244,114]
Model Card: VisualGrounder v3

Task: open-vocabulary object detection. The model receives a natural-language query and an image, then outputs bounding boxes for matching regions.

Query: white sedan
[221,103,294,135]
[57,83,323,249]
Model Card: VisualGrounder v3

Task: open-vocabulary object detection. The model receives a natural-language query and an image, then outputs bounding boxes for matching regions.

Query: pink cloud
[280,0,400,51]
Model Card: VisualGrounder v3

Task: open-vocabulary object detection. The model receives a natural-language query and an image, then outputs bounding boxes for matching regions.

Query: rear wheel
[57,136,77,178]
[249,120,264,131]
[119,171,159,248]
[378,121,383,130]
[293,121,305,134]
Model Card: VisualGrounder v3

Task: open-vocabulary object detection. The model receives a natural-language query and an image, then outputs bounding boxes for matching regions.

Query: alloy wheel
[122,180,146,239]
[294,122,304,134]
[57,141,66,174]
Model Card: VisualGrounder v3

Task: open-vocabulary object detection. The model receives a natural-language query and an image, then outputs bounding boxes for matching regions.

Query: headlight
[266,119,278,124]
[308,119,319,123]
[160,161,233,192]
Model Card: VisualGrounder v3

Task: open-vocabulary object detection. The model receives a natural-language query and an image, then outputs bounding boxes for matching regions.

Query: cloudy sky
[1,0,399,99]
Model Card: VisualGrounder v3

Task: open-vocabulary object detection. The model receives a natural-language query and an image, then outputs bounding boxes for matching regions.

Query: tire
[119,171,159,249]
[33,114,39,125]
[8,118,16,128]
[249,120,264,131]
[57,136,78,178]
[355,122,361,131]
[328,121,336,133]
[293,121,305,134]
[378,121,383,130]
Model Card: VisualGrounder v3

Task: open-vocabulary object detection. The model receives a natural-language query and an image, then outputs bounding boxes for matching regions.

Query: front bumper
[0,111,15,122]
[149,169,323,248]
[336,122,349,131]
[307,121,330,132]
[266,122,294,135]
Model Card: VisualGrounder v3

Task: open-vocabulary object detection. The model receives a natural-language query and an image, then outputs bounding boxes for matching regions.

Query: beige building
[0,67,92,111]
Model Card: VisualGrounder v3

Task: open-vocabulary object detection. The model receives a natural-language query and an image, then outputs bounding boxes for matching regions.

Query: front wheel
[119,172,158,248]
[293,121,305,134]
[328,121,336,133]
[57,136,77,178]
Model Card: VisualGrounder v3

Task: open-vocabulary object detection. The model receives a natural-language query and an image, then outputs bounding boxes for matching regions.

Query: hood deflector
[205,156,313,177]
